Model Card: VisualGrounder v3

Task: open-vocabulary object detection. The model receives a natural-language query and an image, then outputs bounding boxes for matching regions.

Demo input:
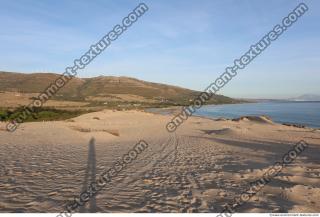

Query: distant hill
[289,94,320,102]
[0,71,239,107]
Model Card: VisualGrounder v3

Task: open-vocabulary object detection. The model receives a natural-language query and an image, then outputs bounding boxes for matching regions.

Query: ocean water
[195,102,320,129]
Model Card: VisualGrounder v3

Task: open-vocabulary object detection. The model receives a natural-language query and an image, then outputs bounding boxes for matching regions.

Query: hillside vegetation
[0,71,239,109]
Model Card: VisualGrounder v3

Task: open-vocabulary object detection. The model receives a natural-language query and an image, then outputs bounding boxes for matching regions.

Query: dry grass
[0,92,88,108]
[69,126,120,136]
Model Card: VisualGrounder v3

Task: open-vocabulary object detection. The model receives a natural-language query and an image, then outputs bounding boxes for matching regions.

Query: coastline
[145,102,320,130]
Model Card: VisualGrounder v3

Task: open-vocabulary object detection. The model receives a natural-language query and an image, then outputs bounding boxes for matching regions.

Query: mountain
[289,94,320,102]
[0,71,239,107]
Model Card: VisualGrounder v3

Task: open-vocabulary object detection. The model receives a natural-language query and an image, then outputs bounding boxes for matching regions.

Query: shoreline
[145,102,320,130]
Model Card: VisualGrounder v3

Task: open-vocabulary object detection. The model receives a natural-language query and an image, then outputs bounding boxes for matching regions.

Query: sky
[0,0,319,99]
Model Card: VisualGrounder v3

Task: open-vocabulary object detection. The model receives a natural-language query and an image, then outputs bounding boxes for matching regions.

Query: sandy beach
[0,110,319,213]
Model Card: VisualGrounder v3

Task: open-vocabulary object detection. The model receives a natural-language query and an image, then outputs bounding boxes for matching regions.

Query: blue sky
[0,0,319,99]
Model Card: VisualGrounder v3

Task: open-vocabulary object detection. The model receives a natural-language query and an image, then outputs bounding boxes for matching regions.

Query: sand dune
[0,110,319,213]
[232,115,274,124]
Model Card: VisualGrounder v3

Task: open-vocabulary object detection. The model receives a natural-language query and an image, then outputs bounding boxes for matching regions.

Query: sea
[195,101,320,129]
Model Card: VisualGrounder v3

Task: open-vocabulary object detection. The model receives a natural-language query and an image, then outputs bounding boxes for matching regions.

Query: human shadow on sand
[80,137,97,213]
